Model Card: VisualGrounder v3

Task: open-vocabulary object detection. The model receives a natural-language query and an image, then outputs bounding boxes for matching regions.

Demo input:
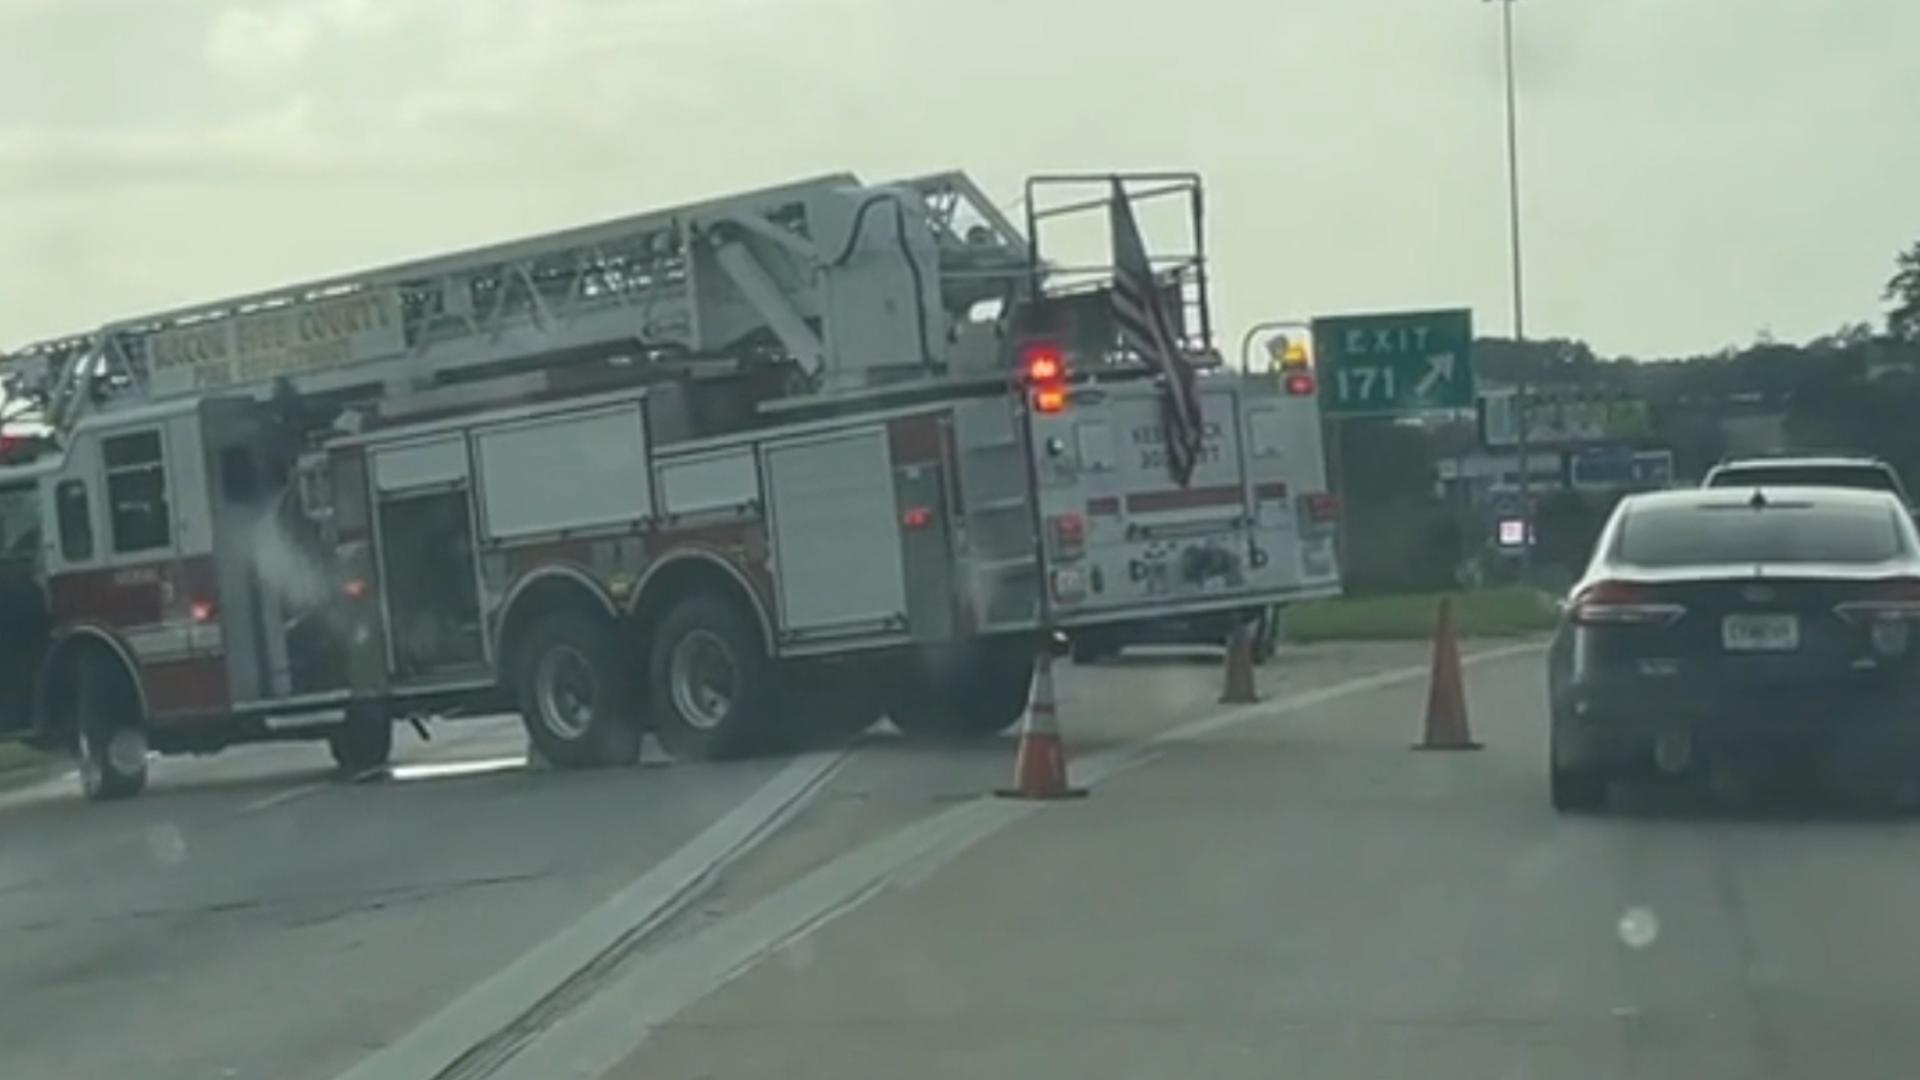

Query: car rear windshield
[1706,465,1901,493]
[1616,503,1907,567]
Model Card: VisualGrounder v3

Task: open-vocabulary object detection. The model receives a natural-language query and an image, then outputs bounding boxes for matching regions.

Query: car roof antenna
[1748,488,1768,510]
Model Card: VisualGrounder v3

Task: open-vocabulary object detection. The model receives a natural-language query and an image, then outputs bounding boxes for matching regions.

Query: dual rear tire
[514,597,1035,765]
[516,612,641,770]
[513,596,780,767]
[646,595,774,761]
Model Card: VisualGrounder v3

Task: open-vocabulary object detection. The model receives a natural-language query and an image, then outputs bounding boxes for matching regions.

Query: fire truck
[0,170,1339,800]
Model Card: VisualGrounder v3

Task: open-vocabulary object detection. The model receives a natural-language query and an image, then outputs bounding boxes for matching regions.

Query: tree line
[1338,239,1920,592]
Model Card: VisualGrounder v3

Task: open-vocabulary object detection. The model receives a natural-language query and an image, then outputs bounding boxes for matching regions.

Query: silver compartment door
[763,427,907,641]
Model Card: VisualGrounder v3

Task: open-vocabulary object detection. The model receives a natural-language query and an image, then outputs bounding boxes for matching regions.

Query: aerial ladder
[0,171,1044,436]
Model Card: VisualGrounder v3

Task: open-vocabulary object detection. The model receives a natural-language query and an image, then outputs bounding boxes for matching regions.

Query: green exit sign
[1312,308,1475,416]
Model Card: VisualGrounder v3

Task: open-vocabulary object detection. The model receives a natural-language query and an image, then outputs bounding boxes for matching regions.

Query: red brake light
[1050,513,1086,559]
[1284,370,1317,397]
[189,599,218,624]
[1835,577,1920,624]
[1299,492,1339,526]
[1569,580,1685,626]
[901,506,934,530]
[1034,386,1068,414]
[342,577,370,600]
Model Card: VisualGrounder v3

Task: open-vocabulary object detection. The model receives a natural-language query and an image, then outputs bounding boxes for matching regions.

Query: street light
[1487,0,1531,567]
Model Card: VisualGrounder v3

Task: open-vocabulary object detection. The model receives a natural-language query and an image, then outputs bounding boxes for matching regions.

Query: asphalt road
[11,639,1920,1079]
[0,717,801,1080]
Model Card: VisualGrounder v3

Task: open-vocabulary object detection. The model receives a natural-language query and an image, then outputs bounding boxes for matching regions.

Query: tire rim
[669,629,737,732]
[534,644,598,741]
[107,729,148,777]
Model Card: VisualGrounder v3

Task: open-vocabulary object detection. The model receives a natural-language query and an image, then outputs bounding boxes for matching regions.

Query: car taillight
[1835,578,1920,624]
[342,577,371,600]
[1283,370,1316,397]
[1298,492,1339,528]
[189,599,219,624]
[1050,513,1087,560]
[1568,580,1685,627]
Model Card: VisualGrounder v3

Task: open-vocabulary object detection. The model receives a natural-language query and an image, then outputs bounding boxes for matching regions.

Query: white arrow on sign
[1414,352,1457,398]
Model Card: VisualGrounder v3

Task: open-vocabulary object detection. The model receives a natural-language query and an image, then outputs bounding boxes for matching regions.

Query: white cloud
[204,6,320,79]
[3,0,1919,355]
[202,0,410,81]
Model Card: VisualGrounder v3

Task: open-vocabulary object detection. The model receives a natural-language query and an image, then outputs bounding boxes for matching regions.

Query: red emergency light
[1022,343,1065,383]
[1020,341,1069,414]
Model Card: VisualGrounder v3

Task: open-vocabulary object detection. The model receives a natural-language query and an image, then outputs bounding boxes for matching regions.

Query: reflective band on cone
[996,649,1088,800]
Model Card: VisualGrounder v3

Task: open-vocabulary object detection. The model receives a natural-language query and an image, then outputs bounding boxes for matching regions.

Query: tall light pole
[1489,0,1531,567]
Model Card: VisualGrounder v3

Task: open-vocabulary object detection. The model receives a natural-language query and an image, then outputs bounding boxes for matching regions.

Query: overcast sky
[2,0,1916,359]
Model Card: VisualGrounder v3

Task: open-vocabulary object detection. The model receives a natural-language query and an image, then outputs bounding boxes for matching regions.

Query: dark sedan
[1548,486,1920,811]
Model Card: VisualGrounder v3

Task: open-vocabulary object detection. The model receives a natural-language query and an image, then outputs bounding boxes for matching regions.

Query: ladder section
[96,174,856,408]
[1,169,1043,436]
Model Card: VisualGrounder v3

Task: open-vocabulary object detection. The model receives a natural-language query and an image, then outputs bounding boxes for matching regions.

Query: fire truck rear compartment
[377,491,485,677]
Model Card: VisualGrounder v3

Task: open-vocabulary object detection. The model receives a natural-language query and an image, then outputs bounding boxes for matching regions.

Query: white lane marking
[0,768,79,811]
[240,781,331,815]
[329,750,847,1080]
[388,755,529,782]
[1078,638,1545,787]
[490,641,1548,1080]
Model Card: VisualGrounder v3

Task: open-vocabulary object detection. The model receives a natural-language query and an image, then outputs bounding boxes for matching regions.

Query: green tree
[1889,240,1920,343]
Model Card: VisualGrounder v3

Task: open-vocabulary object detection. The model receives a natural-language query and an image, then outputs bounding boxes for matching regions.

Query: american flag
[1108,178,1205,487]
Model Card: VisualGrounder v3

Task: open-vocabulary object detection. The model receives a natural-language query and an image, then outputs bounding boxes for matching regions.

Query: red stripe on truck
[1125,485,1242,513]
[886,414,944,465]
[145,657,229,721]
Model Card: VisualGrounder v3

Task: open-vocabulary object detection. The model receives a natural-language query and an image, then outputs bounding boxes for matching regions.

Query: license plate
[1722,613,1800,652]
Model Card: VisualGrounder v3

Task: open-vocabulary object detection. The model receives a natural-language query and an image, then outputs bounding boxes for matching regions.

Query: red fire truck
[0,171,1339,799]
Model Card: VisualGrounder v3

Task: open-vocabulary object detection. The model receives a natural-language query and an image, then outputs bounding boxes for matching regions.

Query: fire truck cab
[25,394,359,797]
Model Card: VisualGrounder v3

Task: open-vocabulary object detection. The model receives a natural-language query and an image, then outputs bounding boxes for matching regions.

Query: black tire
[1550,738,1608,812]
[775,662,883,751]
[1069,635,1115,665]
[515,612,640,769]
[887,640,1034,740]
[648,594,774,761]
[328,703,393,776]
[1250,607,1282,665]
[72,658,147,802]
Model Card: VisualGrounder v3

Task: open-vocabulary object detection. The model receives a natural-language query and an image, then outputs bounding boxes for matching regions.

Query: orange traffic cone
[996,649,1088,800]
[1220,621,1260,705]
[1414,597,1482,751]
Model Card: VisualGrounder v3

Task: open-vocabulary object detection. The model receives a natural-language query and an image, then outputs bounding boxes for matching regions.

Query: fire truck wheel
[649,594,773,760]
[1250,606,1283,665]
[886,642,1035,739]
[516,613,639,769]
[74,663,148,802]
[1068,635,1116,665]
[773,662,882,751]
[327,704,393,776]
